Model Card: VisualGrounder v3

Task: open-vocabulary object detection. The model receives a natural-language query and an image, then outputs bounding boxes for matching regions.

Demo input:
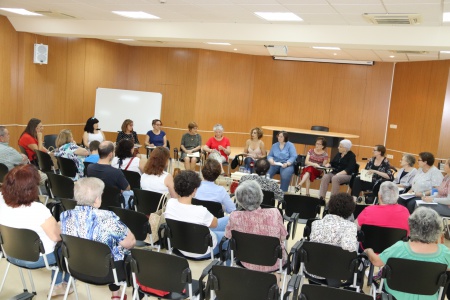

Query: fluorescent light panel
[112,11,160,19]
[313,46,341,50]
[0,8,42,16]
[440,51,450,54]
[206,42,231,45]
[443,12,450,22]
[254,12,302,22]
[274,56,373,66]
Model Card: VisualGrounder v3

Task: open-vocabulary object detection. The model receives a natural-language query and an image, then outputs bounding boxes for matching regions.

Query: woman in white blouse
[140,147,176,198]
[111,139,147,174]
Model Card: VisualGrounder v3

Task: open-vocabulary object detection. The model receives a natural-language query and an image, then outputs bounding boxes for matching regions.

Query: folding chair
[35,150,56,174]
[43,134,57,150]
[296,283,388,300]
[60,234,127,300]
[46,172,74,200]
[208,265,279,300]
[59,198,77,211]
[122,170,141,190]
[302,218,320,241]
[0,225,60,300]
[353,204,370,220]
[83,161,92,177]
[100,185,124,209]
[0,163,8,183]
[282,194,321,239]
[133,189,165,215]
[56,157,78,178]
[192,198,224,218]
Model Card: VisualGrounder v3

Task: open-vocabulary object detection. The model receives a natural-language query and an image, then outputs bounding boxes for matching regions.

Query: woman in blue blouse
[145,119,167,147]
[267,131,297,192]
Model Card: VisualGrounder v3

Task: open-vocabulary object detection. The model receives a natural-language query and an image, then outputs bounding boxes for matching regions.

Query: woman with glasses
[145,119,167,148]
[295,137,328,196]
[350,145,393,201]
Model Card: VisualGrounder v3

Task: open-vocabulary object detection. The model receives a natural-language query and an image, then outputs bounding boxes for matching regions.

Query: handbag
[148,193,168,243]
[231,154,244,170]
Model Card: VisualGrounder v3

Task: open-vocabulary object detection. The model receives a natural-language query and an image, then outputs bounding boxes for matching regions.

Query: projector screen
[94,88,162,135]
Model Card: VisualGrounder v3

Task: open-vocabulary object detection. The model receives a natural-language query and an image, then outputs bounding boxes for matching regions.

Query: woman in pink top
[422,158,450,217]
[203,124,230,175]
[243,127,266,173]
[296,137,329,196]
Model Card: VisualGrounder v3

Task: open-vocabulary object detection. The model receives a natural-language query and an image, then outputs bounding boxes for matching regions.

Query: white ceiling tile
[384,3,442,14]
[332,4,387,15]
[277,0,329,4]
[299,13,348,25]
[383,0,441,4]
[284,4,338,14]
[327,0,381,4]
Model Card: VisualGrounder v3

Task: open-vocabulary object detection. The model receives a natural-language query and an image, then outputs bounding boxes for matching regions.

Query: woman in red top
[18,118,49,163]
[203,124,230,175]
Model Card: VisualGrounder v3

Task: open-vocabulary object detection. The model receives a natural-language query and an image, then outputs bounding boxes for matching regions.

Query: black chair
[83,161,92,177]
[0,225,60,300]
[282,194,321,239]
[56,156,78,178]
[129,248,213,300]
[353,204,370,220]
[262,190,276,207]
[60,234,127,300]
[302,218,320,241]
[192,198,224,218]
[208,265,279,300]
[376,258,447,300]
[122,169,141,190]
[293,154,307,186]
[46,172,74,200]
[297,283,386,300]
[108,207,155,248]
[0,163,8,183]
[44,134,57,150]
[60,198,77,211]
[133,189,165,215]
[310,126,329,132]
[35,149,56,173]
[100,185,124,209]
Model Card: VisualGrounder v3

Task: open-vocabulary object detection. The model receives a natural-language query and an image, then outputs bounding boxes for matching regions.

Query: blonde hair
[56,130,72,148]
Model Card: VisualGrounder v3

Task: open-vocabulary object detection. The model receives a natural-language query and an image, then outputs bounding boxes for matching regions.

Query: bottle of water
[266,173,270,180]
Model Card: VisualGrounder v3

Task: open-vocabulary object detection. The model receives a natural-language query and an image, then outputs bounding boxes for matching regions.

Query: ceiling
[3,0,450,62]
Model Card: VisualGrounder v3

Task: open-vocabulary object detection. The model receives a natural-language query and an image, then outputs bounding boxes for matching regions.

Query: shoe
[319,197,326,206]
[111,295,127,300]
[294,186,301,194]
[51,282,73,297]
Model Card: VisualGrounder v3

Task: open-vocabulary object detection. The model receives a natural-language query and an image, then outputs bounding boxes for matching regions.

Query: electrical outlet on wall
[387,154,393,159]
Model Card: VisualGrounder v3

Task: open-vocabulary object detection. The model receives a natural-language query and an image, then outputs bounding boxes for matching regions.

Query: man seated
[195,158,236,214]
[356,181,410,235]
[239,158,284,202]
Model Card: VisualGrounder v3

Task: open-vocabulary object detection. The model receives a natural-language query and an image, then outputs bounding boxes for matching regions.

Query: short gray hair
[403,154,416,167]
[235,181,263,211]
[409,207,443,244]
[0,126,6,137]
[379,181,399,205]
[74,177,105,206]
[213,124,224,132]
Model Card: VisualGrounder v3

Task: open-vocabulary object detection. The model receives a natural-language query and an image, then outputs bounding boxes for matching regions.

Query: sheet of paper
[416,200,437,205]
[399,193,416,200]
[274,162,283,166]
[187,152,200,157]
[360,169,373,182]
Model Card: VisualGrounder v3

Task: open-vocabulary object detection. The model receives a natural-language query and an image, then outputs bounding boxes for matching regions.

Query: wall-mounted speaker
[33,44,48,64]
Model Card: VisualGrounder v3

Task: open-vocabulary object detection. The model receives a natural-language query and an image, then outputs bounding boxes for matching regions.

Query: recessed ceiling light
[254,12,302,22]
[234,48,238,51]
[313,46,341,50]
[443,12,450,22]
[112,11,160,19]
[440,51,450,54]
[389,55,395,58]
[333,53,337,56]
[0,8,42,16]
[206,42,231,45]
[117,39,134,41]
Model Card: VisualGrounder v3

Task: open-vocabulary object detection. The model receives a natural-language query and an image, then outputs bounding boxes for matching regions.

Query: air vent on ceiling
[390,50,428,55]
[265,45,288,57]
[363,13,421,25]
[34,11,76,19]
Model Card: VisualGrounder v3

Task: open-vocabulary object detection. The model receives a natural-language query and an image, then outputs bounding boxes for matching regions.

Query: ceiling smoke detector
[363,13,422,25]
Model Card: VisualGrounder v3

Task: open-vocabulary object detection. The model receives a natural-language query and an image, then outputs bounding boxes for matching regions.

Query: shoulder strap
[124,157,135,170]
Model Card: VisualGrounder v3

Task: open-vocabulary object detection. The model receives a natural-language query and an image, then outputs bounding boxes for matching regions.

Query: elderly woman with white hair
[365,207,450,300]
[319,139,357,203]
[356,181,410,235]
[203,124,231,175]
[225,181,288,272]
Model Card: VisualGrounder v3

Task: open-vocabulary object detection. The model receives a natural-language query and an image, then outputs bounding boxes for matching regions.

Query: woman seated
[54,129,89,179]
[393,154,417,191]
[195,158,236,214]
[82,117,105,147]
[60,177,136,300]
[365,207,450,300]
[164,170,229,259]
[421,158,450,217]
[243,127,266,173]
[18,118,48,164]
[398,152,444,214]
[111,139,147,175]
[203,124,230,175]
[0,165,71,297]
[117,119,140,144]
[141,146,176,198]
[145,119,167,148]
[225,181,287,272]
[267,131,297,192]
[296,137,329,196]
[351,145,393,201]
[180,122,202,171]
[319,139,356,203]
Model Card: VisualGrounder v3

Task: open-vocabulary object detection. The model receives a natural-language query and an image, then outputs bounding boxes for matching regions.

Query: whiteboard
[95,88,162,135]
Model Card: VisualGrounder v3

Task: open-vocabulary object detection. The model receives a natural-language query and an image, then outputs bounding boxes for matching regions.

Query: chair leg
[120,284,127,300]
[280,272,288,299]
[0,262,11,293]
[26,269,36,293]
[85,283,92,300]
[46,269,59,300]
[64,276,74,300]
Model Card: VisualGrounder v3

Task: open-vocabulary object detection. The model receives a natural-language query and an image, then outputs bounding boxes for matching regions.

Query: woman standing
[82,117,105,147]
[243,127,266,173]
[296,137,328,196]
[18,118,48,163]
[180,122,202,171]
[54,129,89,179]
[203,124,231,175]
[116,119,140,144]
[145,119,167,148]
[267,131,297,192]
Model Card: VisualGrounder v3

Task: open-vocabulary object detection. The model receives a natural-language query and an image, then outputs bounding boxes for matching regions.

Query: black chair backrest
[310,126,329,132]
[359,225,407,253]
[166,140,170,150]
[133,189,164,215]
[192,198,224,218]
[130,249,190,294]
[46,172,74,199]
[83,161,92,177]
[300,241,359,281]
[61,234,115,284]
[100,185,123,209]
[353,204,369,220]
[109,207,150,241]
[0,225,44,262]
[35,150,54,173]
[262,190,275,207]
[210,265,279,300]
[0,163,8,183]
[60,198,77,211]
[122,170,141,190]
[294,155,307,175]
[57,156,78,178]
[44,134,57,149]
[165,218,212,254]
[300,284,373,300]
[383,258,447,296]
[18,145,28,157]
[283,194,321,220]
[230,230,281,266]
[303,218,320,240]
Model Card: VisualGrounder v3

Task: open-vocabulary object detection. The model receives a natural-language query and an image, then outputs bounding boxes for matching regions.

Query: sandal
[111,295,127,300]
[294,186,301,194]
